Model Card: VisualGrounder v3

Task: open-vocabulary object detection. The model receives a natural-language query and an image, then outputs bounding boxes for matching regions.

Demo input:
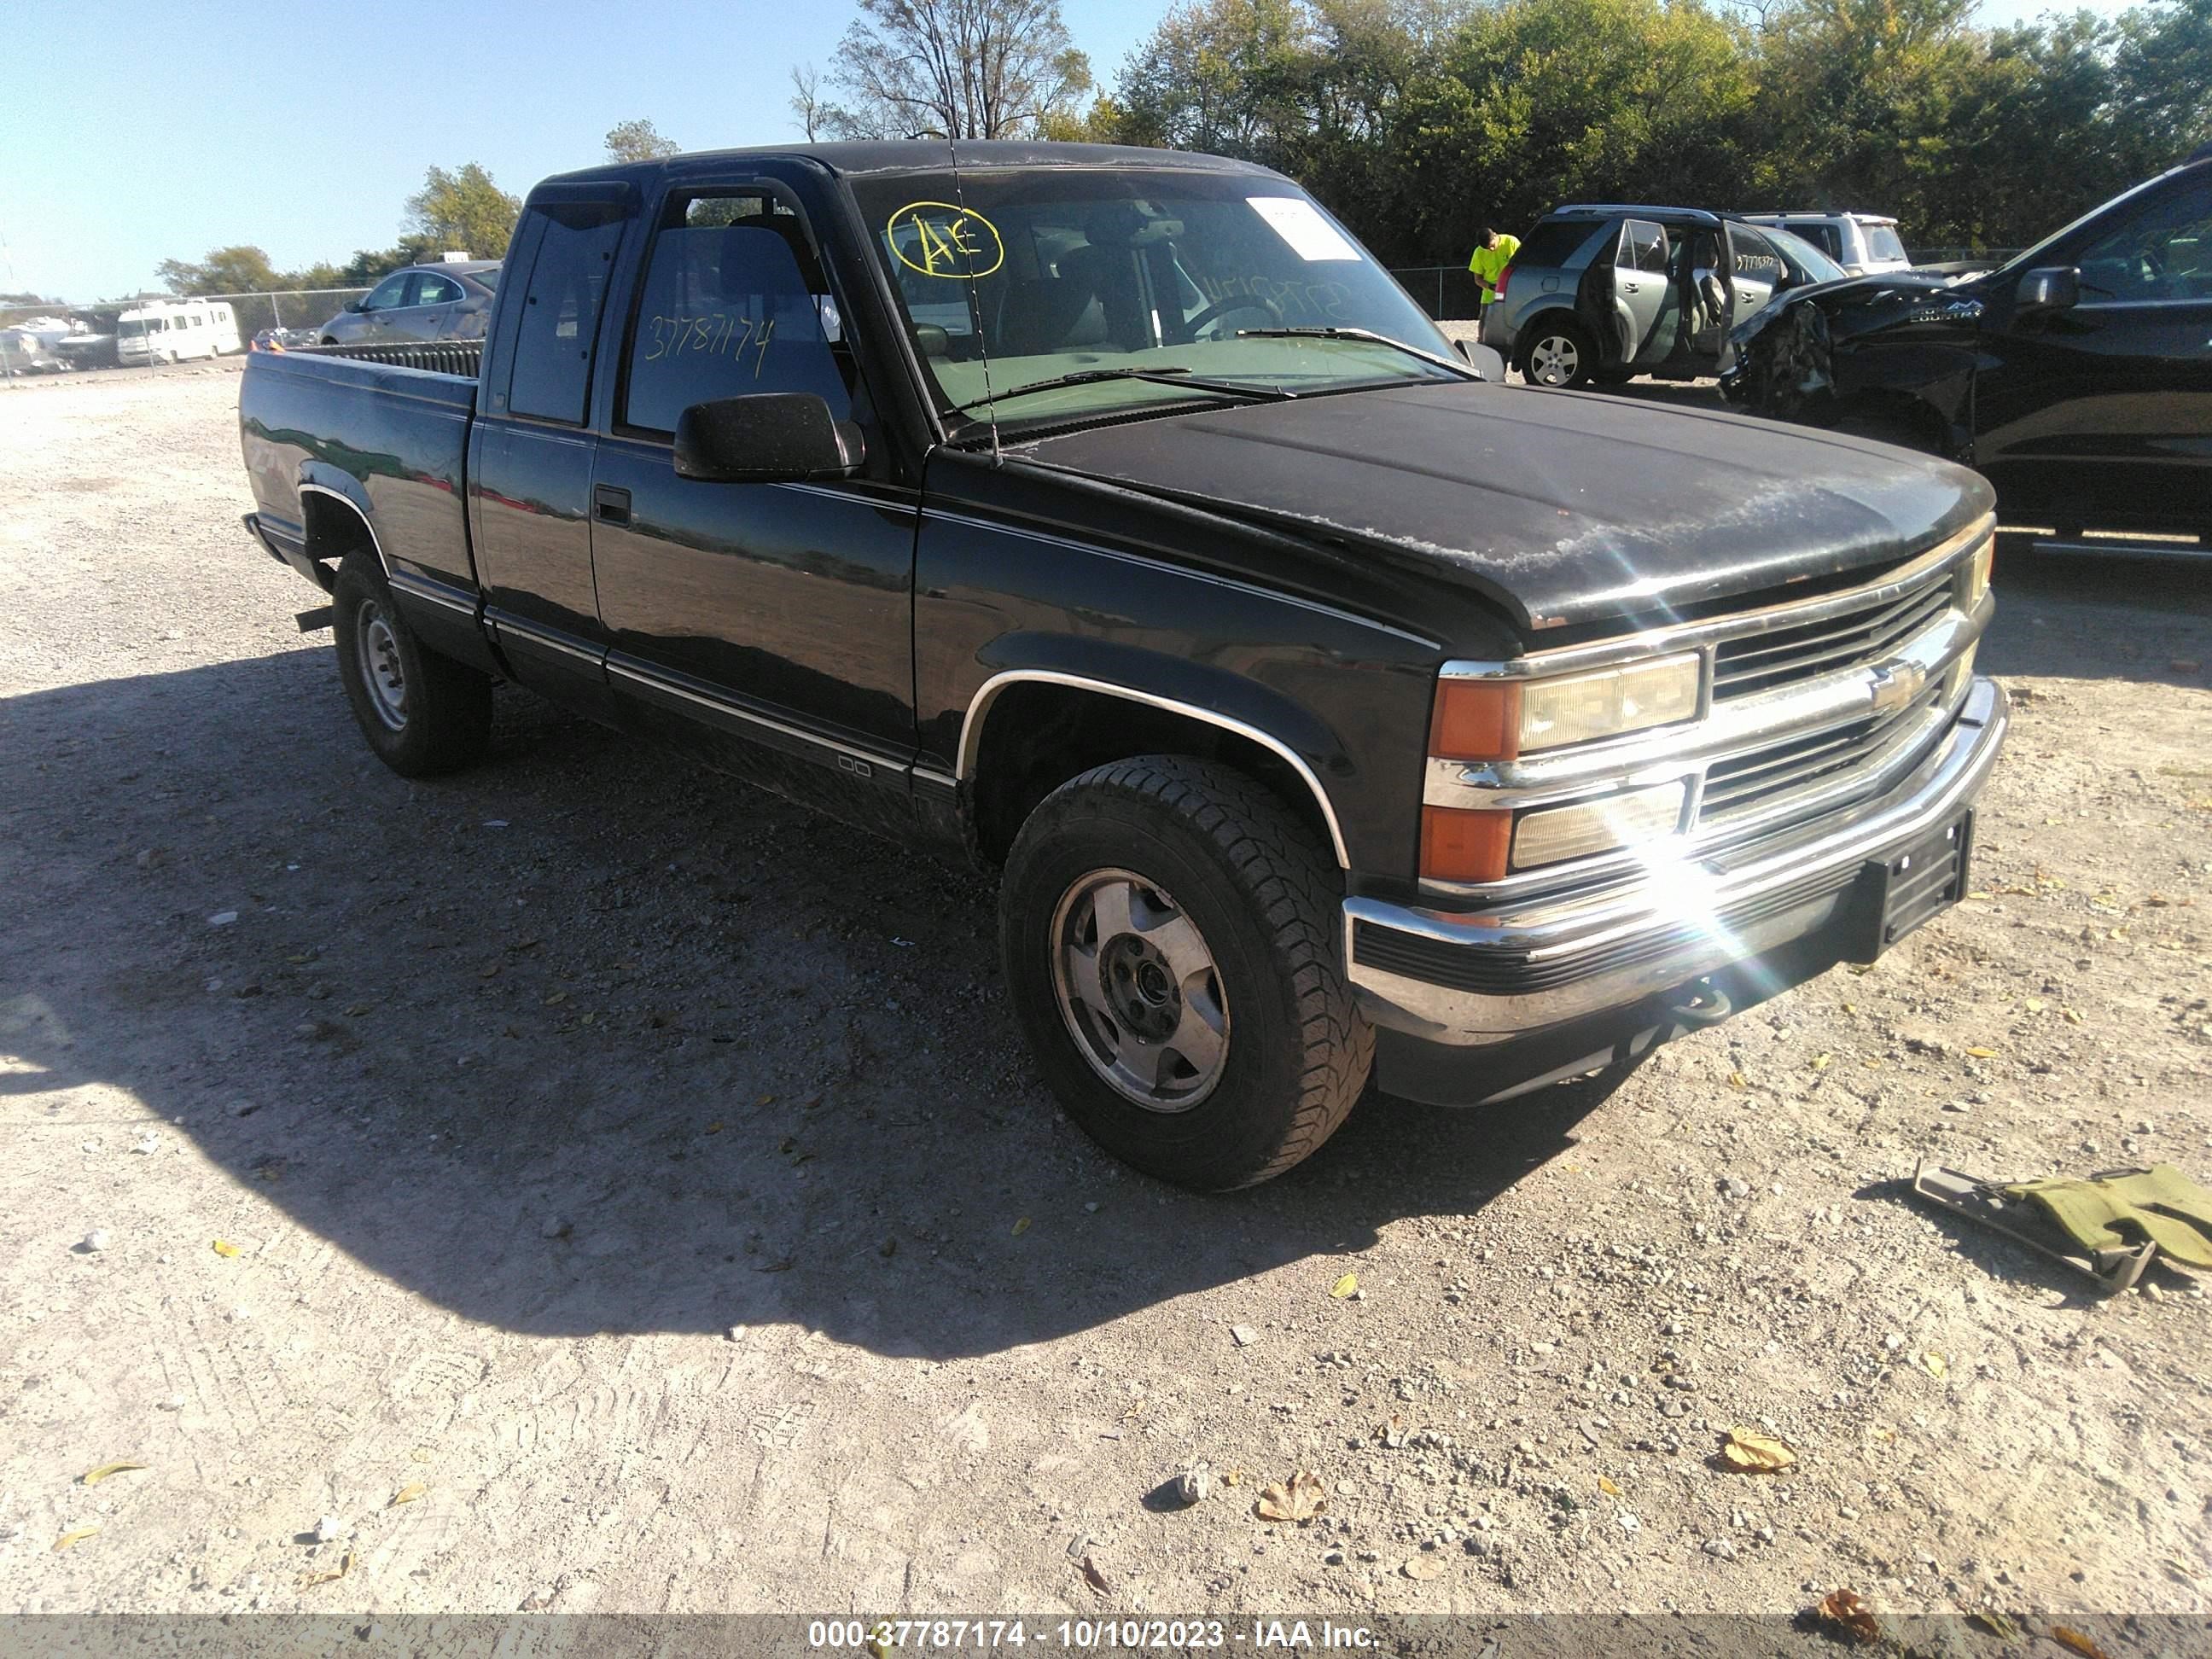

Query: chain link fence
[3,288,373,373]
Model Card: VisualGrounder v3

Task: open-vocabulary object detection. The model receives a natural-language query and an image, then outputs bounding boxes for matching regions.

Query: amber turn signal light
[1421,805,1513,884]
[1429,679,1522,763]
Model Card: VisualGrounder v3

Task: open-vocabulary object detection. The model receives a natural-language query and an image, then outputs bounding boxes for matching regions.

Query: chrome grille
[1697,679,1950,831]
[1712,571,1955,700]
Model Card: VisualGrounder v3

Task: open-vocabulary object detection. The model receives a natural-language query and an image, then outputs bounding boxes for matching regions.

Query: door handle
[593,484,632,525]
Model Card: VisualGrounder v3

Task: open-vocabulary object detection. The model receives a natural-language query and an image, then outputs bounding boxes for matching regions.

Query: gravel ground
[3,363,2209,1624]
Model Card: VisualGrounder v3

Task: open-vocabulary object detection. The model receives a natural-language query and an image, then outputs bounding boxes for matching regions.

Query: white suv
[1738,212,1912,276]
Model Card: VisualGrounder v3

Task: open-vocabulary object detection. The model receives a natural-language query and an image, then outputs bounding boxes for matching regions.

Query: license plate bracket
[1843,811,1975,963]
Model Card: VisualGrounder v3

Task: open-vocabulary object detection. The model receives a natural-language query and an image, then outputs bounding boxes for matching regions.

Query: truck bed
[238,343,481,601]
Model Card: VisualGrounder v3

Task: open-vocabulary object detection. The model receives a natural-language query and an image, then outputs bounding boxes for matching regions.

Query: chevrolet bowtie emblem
[1868,660,1925,715]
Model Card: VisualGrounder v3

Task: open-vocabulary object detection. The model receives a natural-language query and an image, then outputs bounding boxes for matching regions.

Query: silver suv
[1737,212,1912,276]
[1479,206,1845,388]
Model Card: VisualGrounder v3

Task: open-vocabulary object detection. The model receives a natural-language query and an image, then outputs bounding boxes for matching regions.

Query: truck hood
[1010,379,1991,633]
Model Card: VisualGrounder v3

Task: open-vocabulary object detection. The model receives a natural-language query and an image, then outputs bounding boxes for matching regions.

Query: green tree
[1398,0,1755,258]
[605,118,682,162]
[2109,0,2212,167]
[404,164,521,259]
[806,0,1095,139]
[157,244,286,294]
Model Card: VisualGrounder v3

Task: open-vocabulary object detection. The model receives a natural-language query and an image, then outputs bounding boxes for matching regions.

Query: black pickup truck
[240,141,2008,1190]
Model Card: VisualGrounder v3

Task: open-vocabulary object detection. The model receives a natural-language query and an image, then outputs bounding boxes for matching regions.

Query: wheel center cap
[1101,934,1181,1040]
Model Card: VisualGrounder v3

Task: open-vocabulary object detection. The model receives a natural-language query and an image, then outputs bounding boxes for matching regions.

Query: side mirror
[673,393,865,484]
[2015,266,2079,315]
[346,300,365,313]
[1454,338,1507,382]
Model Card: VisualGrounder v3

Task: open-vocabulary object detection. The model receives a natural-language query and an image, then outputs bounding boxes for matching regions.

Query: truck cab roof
[533,140,1284,194]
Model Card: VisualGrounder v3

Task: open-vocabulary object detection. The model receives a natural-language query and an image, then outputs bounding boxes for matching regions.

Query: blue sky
[0,0,2137,301]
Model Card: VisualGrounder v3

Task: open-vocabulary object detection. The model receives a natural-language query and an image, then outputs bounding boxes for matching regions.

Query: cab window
[507,201,627,425]
[620,189,853,436]
[2076,183,2212,303]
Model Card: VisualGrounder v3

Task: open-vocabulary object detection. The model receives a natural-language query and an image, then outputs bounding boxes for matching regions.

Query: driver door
[1724,224,1784,328]
[1975,173,2212,531]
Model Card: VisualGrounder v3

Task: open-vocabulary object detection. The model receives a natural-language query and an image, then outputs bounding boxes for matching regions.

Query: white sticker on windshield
[1246,196,1360,262]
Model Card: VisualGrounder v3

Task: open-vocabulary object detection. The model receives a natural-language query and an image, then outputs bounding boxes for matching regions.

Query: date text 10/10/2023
[807,1621,1378,1650]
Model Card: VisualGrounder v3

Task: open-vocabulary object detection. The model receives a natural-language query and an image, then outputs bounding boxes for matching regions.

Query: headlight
[1431,654,1701,762]
[1511,781,1688,870]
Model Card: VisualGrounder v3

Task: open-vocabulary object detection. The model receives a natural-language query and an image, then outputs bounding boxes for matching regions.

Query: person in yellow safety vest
[1468,224,1521,310]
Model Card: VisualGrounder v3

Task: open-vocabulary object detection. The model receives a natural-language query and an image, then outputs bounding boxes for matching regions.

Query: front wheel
[999,756,1373,1190]
[331,554,492,776]
[1520,317,1597,388]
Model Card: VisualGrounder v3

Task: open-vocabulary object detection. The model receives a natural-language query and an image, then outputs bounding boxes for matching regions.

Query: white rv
[116,300,243,364]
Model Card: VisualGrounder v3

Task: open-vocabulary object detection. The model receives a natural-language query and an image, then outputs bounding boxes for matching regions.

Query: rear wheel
[331,554,492,776]
[1520,317,1596,388]
[999,756,1372,1190]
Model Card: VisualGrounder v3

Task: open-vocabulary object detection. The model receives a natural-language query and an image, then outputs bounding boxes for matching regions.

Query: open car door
[1575,219,1673,369]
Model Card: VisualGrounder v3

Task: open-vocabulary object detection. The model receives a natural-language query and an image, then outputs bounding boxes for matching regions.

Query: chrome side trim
[922,508,1439,649]
[1348,678,2008,1045]
[297,481,390,579]
[389,571,479,619]
[1437,513,1993,683]
[606,656,912,776]
[956,669,1352,869]
[491,614,602,667]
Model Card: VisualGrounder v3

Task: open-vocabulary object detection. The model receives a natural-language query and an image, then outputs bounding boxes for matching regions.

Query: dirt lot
[3,362,2209,1625]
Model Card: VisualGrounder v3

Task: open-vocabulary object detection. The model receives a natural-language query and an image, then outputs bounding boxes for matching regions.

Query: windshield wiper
[1233,326,1481,381]
[948,366,1289,416]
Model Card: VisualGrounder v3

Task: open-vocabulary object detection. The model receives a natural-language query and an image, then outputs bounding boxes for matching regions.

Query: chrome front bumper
[1345,677,2008,1046]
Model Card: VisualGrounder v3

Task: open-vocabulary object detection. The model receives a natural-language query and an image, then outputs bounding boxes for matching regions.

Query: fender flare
[297,477,388,578]
[955,643,1355,869]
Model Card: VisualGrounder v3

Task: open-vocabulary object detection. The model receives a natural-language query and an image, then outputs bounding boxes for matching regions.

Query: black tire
[1518,317,1597,388]
[1592,366,1637,387]
[998,755,1373,1190]
[330,553,492,777]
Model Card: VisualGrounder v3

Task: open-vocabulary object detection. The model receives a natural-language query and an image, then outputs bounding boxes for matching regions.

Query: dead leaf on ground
[1965,1045,1998,1059]
[1598,1475,1621,1496]
[1968,1611,2021,1639]
[1378,1413,1407,1448]
[1079,1555,1111,1595]
[1222,1469,1243,1487]
[300,1546,355,1588]
[1718,1428,1797,1473]
[1255,1470,1326,1522]
[51,1527,99,1552]
[1400,1553,1445,1580]
[80,1462,146,1485]
[2052,1627,2112,1659]
[1814,1587,1879,1644]
[389,1481,426,1507]
[211,1239,241,1258]
[1011,1216,1032,1237]
[1727,1070,1748,1090]
[1919,1351,1949,1380]
[1329,1272,1358,1299]
[1811,1053,1832,1071]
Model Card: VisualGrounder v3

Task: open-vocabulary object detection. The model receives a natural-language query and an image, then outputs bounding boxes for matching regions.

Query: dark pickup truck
[240,141,2008,1190]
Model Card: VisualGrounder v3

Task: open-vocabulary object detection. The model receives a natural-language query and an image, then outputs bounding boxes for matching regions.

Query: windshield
[119,318,162,336]
[1763,225,1848,286]
[847,167,1459,428]
[472,266,500,291]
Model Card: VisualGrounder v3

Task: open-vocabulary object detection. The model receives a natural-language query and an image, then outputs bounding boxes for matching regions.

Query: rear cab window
[1863,224,1907,263]
[505,202,628,424]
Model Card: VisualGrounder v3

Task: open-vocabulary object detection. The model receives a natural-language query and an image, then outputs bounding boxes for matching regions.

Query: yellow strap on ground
[2006,1167,2212,1269]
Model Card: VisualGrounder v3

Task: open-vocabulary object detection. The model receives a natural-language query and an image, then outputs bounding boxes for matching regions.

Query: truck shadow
[3,649,1623,1361]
